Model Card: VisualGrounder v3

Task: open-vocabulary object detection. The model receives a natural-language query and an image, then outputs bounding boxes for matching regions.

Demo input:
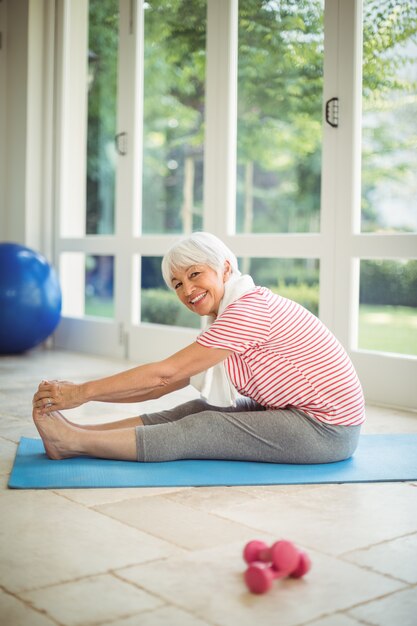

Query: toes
[32,408,43,421]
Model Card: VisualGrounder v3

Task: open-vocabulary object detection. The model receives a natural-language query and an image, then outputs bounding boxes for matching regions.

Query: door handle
[325,97,339,128]
[115,132,128,155]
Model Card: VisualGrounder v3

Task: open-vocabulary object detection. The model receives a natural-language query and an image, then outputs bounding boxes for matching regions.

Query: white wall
[0,0,54,259]
[0,0,7,240]
[1,0,29,245]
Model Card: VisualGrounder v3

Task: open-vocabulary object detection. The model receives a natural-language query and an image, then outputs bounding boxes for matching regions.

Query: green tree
[361,0,417,232]
[87,0,119,235]
[237,0,324,234]
[141,0,206,234]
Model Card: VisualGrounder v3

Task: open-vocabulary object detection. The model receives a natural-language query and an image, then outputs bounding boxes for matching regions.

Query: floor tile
[233,483,323,499]
[165,484,319,514]
[0,473,9,489]
[0,349,130,384]
[0,490,182,593]
[104,605,212,626]
[0,417,38,445]
[307,614,363,626]
[0,589,56,626]
[206,483,417,555]
[21,573,163,626]
[56,486,192,508]
[0,436,17,474]
[344,533,417,584]
[363,405,417,434]
[116,542,404,626]
[96,495,260,550]
[163,485,261,513]
[348,587,417,626]
[0,387,38,420]
[2,349,417,626]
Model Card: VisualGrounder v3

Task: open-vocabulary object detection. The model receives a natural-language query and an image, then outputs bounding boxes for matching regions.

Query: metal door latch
[325,97,339,128]
[115,132,128,155]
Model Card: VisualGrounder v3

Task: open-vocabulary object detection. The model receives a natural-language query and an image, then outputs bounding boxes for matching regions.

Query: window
[60,253,115,319]
[241,257,319,315]
[86,0,119,235]
[53,0,417,408]
[142,0,206,234]
[362,0,417,234]
[237,0,324,234]
[357,1,417,359]
[359,259,417,356]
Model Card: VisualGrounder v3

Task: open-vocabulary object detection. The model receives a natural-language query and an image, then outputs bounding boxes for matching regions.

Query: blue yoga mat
[7,434,417,489]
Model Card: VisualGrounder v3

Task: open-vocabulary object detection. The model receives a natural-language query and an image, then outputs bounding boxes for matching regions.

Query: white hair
[161,232,241,289]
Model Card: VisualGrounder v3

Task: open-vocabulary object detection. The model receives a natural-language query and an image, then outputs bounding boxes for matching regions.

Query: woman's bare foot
[33,408,138,461]
[32,409,85,460]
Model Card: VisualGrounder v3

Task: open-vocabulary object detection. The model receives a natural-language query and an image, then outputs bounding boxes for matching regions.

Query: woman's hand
[32,379,85,412]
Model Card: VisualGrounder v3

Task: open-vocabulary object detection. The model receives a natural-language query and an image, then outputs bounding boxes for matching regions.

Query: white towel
[190,274,255,407]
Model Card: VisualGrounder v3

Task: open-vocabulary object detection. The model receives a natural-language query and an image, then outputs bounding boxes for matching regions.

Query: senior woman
[32,232,365,463]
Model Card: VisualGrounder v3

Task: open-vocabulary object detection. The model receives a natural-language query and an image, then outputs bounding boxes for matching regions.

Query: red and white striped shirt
[196,287,365,426]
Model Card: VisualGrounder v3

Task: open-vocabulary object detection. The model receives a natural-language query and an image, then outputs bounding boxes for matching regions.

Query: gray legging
[136,398,361,463]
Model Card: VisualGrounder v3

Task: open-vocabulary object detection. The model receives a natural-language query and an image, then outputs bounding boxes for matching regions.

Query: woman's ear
[223,260,232,282]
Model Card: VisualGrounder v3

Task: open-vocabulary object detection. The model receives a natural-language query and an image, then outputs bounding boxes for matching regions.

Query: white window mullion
[204,0,238,238]
[351,234,417,259]
[331,0,363,351]
[55,0,89,240]
[114,0,143,353]
[319,0,340,332]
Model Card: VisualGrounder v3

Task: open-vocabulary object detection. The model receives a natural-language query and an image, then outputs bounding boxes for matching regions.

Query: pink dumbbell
[243,539,299,570]
[243,540,311,594]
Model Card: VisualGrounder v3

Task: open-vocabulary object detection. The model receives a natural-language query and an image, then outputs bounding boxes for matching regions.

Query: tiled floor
[1,348,417,626]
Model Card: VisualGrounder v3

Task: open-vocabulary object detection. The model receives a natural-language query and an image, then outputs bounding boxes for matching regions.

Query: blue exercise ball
[0,242,62,354]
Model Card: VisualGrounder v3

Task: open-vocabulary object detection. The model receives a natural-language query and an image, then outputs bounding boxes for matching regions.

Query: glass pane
[141,1,206,234]
[359,260,417,356]
[86,0,119,235]
[361,1,417,233]
[85,255,115,318]
[60,254,115,319]
[140,257,200,328]
[241,258,320,316]
[236,0,324,234]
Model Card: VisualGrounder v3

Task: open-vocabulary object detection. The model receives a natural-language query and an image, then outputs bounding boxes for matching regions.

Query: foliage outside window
[85,255,115,319]
[86,0,118,235]
[362,0,417,233]
[359,260,417,356]
[237,0,324,234]
[358,2,417,357]
[142,0,206,234]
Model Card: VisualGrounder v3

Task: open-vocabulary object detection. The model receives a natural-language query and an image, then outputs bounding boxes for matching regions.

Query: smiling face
[171,262,231,317]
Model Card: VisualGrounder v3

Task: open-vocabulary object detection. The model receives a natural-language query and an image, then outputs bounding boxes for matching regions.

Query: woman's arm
[33,342,232,411]
[84,342,231,402]
[96,378,190,403]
